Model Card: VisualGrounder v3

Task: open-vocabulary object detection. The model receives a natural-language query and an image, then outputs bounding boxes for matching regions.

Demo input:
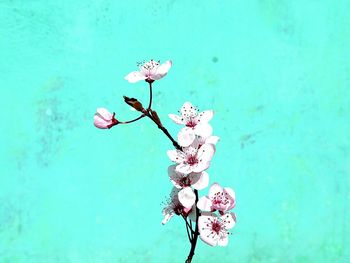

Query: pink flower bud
[93,108,119,129]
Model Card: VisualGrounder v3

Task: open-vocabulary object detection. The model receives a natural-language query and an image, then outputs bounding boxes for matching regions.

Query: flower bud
[123,96,144,112]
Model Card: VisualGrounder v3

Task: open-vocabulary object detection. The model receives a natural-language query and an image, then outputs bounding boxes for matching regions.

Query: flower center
[179,176,192,187]
[212,191,231,206]
[186,155,198,166]
[185,119,197,128]
[211,221,222,234]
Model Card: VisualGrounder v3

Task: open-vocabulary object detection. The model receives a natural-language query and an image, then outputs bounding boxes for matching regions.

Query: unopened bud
[151,110,162,126]
[123,96,144,112]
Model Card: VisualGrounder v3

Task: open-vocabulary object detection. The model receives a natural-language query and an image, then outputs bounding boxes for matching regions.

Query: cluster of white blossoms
[163,101,236,247]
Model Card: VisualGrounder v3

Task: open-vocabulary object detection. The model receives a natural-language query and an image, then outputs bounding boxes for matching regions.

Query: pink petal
[217,236,229,247]
[124,71,146,83]
[191,171,209,190]
[208,183,223,199]
[93,115,108,129]
[178,187,196,208]
[197,196,212,211]
[178,127,196,147]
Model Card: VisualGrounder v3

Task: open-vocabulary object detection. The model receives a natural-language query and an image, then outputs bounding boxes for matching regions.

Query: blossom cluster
[93,59,237,260]
[163,101,236,247]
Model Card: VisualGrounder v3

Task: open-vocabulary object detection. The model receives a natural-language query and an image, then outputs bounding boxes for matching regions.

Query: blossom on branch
[169,102,214,147]
[167,139,215,175]
[197,183,235,214]
[198,212,236,247]
[93,108,119,129]
[125,59,172,83]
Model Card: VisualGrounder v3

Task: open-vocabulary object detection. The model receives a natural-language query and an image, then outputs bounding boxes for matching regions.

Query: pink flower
[167,139,215,175]
[162,187,192,225]
[198,212,236,246]
[169,102,214,147]
[93,108,119,129]
[125,59,172,83]
[197,183,235,214]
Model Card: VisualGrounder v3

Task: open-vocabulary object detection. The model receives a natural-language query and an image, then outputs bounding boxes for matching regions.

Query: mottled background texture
[1,1,350,262]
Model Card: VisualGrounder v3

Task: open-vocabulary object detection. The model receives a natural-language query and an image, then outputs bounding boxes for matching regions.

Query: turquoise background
[1,1,350,262]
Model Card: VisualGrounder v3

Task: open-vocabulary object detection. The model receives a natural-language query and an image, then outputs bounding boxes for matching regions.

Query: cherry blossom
[125,59,172,83]
[197,183,235,215]
[162,187,192,225]
[93,108,119,129]
[167,140,215,175]
[169,102,214,147]
[198,212,236,246]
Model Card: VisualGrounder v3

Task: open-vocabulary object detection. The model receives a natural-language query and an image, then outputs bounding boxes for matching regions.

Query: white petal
[205,136,220,145]
[168,114,186,124]
[192,144,215,173]
[194,123,213,138]
[217,236,229,247]
[191,171,209,190]
[195,110,213,123]
[168,165,182,188]
[197,196,212,211]
[208,183,223,199]
[161,213,174,225]
[198,215,218,246]
[96,108,113,120]
[167,150,184,163]
[221,212,236,229]
[224,187,236,200]
[152,60,172,80]
[178,187,196,208]
[124,71,146,83]
[176,163,193,175]
[178,127,196,147]
[180,102,198,117]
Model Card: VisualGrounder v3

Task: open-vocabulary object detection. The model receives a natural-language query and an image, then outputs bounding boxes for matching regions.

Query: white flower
[168,164,209,208]
[125,59,172,83]
[197,183,235,214]
[198,212,236,247]
[169,102,214,147]
[167,140,215,175]
[162,187,192,225]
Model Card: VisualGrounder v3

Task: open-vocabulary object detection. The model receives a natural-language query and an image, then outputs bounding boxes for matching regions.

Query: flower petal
[198,215,218,246]
[224,187,236,210]
[178,187,196,208]
[178,127,196,147]
[205,135,220,145]
[168,114,186,125]
[93,115,108,129]
[208,183,223,199]
[191,171,209,190]
[124,71,146,83]
[217,236,229,247]
[161,213,174,225]
[175,163,192,175]
[197,196,212,211]
[167,150,184,163]
[221,212,236,229]
[192,143,215,173]
[152,60,172,80]
[194,123,213,138]
[195,110,213,123]
[96,108,113,120]
[168,165,182,188]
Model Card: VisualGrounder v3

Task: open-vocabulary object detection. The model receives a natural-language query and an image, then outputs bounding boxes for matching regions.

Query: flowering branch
[93,59,236,263]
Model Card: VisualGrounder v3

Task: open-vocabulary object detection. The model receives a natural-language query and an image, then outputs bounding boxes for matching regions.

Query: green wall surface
[1,1,350,262]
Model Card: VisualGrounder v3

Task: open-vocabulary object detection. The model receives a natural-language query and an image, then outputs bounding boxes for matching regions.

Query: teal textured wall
[1,1,350,262]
